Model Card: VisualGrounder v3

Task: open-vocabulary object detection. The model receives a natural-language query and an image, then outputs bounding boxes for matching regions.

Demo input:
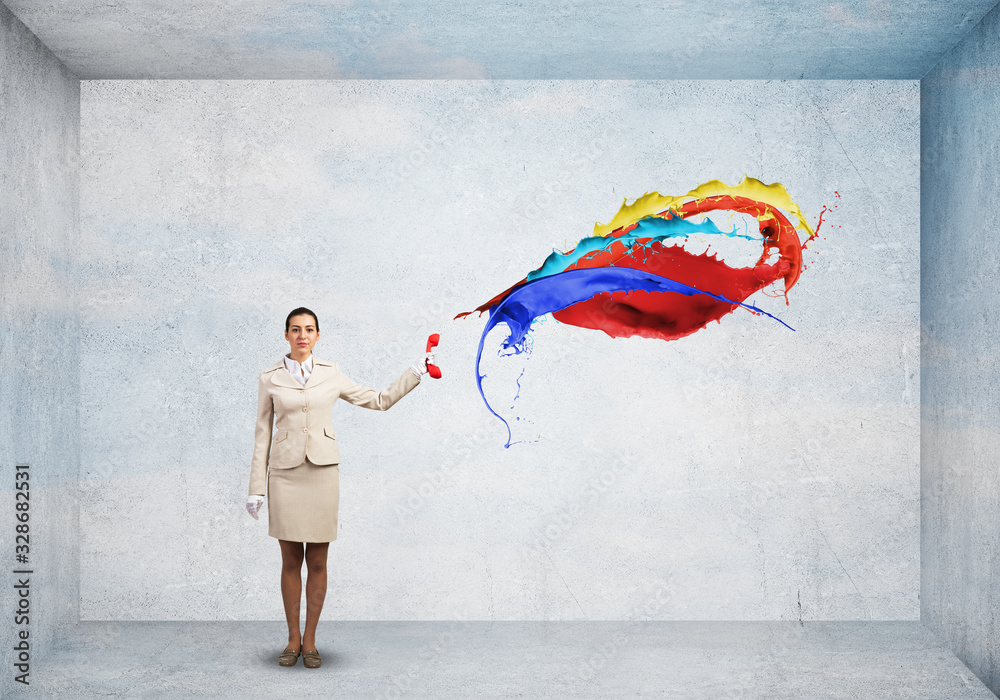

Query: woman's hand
[409,350,435,378]
[246,494,265,519]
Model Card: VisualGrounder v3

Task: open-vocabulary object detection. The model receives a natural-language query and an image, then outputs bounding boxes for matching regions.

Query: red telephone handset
[426,333,442,379]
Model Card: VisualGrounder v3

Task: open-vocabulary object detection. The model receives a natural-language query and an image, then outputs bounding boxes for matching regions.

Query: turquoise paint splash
[477,266,793,447]
[525,214,761,283]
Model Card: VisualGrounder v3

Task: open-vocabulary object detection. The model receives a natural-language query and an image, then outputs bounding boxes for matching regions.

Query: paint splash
[456,176,822,446]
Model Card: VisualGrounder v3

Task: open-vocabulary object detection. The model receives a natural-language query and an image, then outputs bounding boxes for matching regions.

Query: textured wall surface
[5,0,999,79]
[78,79,920,622]
[0,0,80,691]
[921,2,1000,695]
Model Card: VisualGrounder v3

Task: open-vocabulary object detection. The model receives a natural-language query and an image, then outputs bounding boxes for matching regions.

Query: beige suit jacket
[248,356,421,496]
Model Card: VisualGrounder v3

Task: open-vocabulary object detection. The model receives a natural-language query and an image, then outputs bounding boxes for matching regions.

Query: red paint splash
[458,193,819,343]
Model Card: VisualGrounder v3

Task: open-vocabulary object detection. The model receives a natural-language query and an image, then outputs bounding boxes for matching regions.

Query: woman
[245,306,432,669]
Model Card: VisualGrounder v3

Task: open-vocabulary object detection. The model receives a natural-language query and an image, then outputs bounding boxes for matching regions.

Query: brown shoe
[302,649,322,668]
[278,647,300,667]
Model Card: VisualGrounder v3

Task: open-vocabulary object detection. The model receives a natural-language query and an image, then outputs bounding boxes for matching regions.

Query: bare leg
[278,539,305,651]
[303,541,330,651]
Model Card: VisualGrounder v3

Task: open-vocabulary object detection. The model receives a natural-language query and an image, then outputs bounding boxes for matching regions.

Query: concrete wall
[79,79,920,622]
[921,2,1000,695]
[0,0,80,692]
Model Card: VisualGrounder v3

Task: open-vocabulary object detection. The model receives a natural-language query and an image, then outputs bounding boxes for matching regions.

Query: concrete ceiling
[6,0,999,80]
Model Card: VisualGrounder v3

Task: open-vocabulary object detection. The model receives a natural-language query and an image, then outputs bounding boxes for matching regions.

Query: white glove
[246,494,265,520]
[409,351,435,378]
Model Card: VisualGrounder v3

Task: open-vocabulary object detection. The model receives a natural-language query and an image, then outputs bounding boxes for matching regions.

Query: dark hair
[285,307,319,333]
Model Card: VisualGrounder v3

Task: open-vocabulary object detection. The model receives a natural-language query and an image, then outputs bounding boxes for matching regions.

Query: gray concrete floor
[28,621,996,699]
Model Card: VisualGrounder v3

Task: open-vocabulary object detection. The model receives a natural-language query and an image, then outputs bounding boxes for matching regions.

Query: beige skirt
[267,458,340,542]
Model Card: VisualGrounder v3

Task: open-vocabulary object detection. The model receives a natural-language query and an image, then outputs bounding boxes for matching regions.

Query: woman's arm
[248,372,274,496]
[339,366,421,411]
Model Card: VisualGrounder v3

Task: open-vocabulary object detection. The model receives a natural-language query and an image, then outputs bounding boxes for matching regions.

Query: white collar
[283,353,313,371]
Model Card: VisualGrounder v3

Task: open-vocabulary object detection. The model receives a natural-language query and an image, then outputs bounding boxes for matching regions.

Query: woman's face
[285,314,319,355]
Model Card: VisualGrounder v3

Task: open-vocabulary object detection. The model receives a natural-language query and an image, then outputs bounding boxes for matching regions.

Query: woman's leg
[278,539,305,650]
[302,541,330,651]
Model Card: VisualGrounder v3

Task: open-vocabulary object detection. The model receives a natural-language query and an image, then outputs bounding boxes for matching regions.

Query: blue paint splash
[476,266,794,447]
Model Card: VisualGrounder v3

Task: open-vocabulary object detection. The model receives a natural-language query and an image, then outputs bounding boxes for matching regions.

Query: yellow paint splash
[593,175,814,239]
